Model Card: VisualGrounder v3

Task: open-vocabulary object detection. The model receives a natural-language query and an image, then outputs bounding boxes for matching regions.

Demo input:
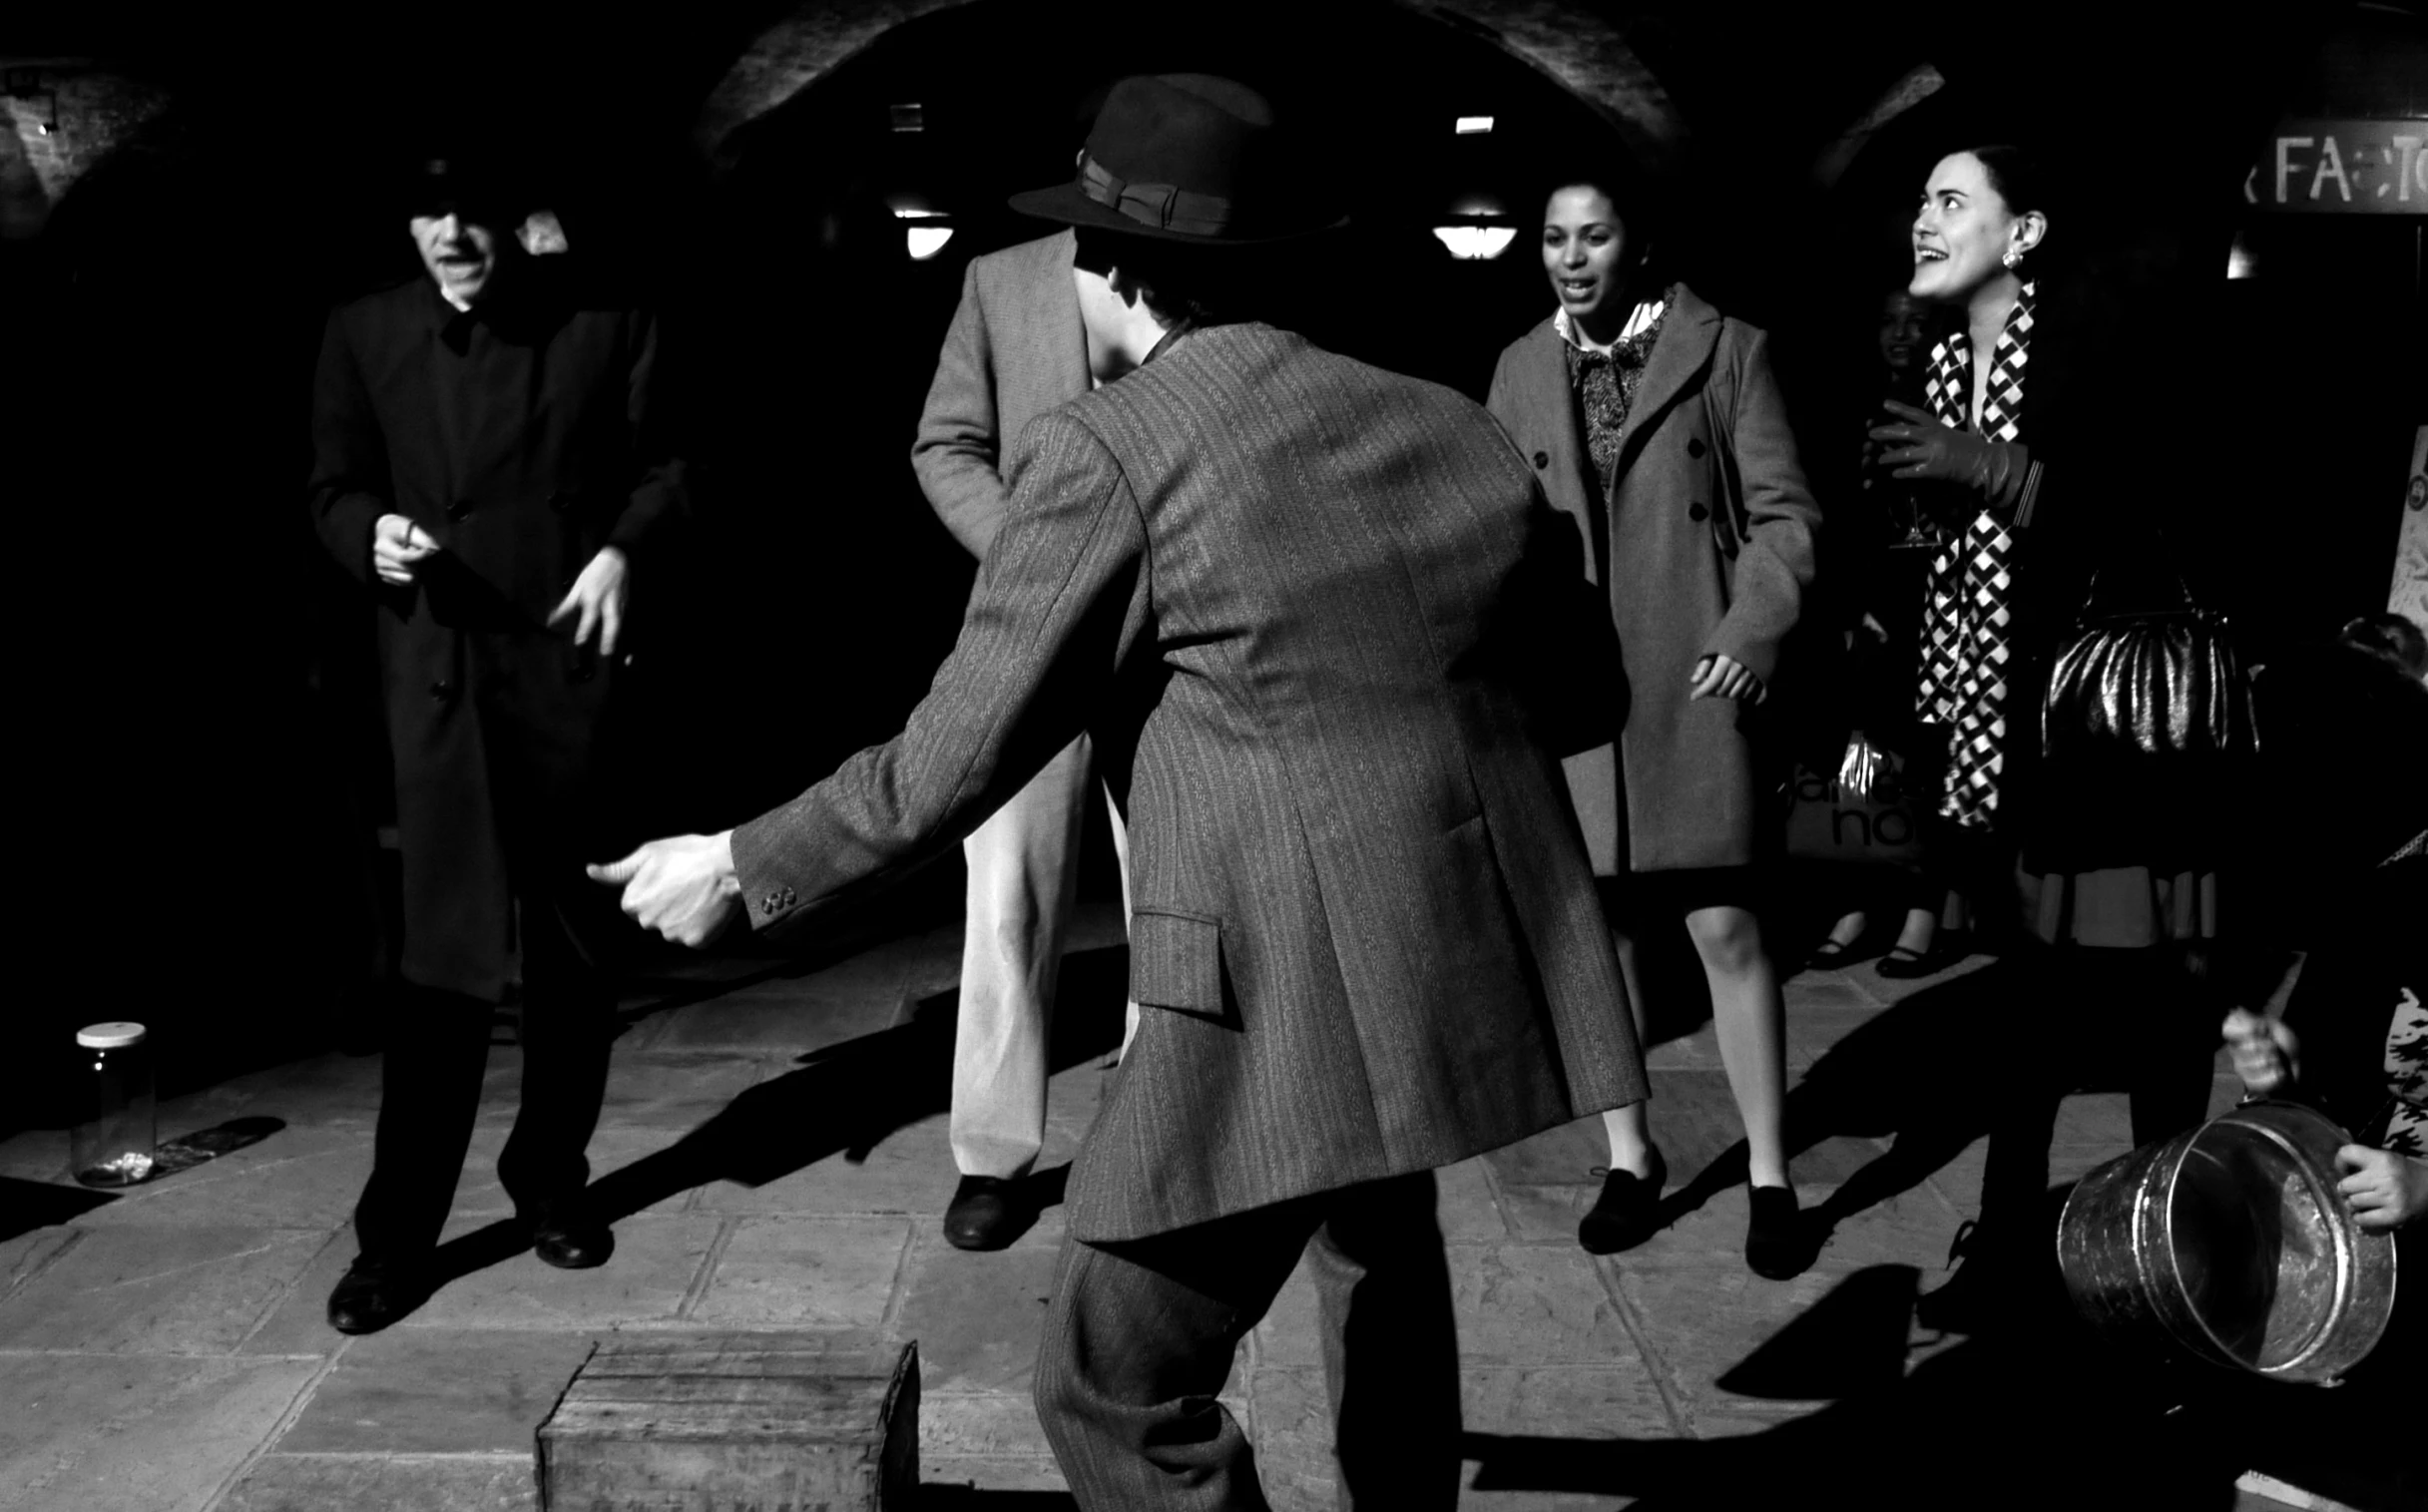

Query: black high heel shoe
[1578,1146,1668,1256]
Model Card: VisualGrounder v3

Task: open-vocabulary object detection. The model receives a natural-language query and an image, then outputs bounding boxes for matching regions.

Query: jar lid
[77,1022,148,1049]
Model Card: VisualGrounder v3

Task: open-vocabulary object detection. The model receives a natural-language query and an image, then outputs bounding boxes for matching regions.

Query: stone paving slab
[238,1230,358,1357]
[481,1049,774,1131]
[643,988,906,1056]
[0,1224,328,1355]
[278,1328,599,1454]
[918,1390,1062,1459]
[0,1225,79,1301]
[1612,1261,1919,1427]
[687,1108,969,1219]
[452,1125,698,1220]
[165,1052,388,1130]
[69,1127,373,1232]
[892,1217,1063,1394]
[214,1453,538,1512]
[405,1214,722,1330]
[0,1351,320,1512]
[687,1215,913,1327]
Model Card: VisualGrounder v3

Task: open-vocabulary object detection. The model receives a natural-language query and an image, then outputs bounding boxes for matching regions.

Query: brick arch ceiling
[694,0,1688,175]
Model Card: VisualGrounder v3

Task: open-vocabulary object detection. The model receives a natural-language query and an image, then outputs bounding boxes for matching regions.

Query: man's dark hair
[1072,225,1270,329]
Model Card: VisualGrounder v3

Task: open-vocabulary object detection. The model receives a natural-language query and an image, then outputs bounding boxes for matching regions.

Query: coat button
[1688,438,1707,459]
[1688,503,1709,521]
[549,489,573,512]
[1532,450,1550,469]
[446,499,473,521]
[428,679,453,701]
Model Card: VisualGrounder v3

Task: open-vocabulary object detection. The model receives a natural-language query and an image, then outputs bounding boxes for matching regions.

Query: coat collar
[1613,282,1718,433]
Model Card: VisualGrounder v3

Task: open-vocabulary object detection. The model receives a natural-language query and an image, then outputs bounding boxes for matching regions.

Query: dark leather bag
[2042,570,2257,768]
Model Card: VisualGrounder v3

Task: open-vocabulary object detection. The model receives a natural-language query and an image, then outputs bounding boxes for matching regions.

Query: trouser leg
[2124,947,2220,1149]
[1308,1171,1461,1511]
[1036,1196,1323,1512]
[496,893,614,1214]
[1976,949,2075,1261]
[951,736,1091,1179]
[353,985,493,1261]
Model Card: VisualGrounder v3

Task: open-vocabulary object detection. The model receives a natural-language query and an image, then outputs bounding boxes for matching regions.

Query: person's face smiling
[1909,153,2022,305]
[1541,185,1633,336]
[411,212,501,304]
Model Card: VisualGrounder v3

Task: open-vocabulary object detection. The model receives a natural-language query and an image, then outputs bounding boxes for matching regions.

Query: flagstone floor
[0,903,2263,1512]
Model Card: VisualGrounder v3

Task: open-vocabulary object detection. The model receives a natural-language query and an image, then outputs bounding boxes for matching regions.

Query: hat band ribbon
[1080,154,1232,237]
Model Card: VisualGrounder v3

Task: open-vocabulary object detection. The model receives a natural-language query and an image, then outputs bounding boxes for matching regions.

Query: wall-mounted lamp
[1433,224,1517,259]
[892,207,954,260]
[2226,229,2257,280]
[890,104,925,134]
[1454,116,1495,135]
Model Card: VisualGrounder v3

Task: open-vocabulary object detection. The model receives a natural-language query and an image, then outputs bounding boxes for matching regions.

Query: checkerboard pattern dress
[1916,282,2036,829]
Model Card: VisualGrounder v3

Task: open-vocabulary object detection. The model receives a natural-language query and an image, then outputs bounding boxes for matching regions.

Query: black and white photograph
[2,1,2422,1507]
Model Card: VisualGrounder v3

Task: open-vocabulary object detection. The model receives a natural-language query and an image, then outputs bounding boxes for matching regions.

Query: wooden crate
[537,1332,918,1512]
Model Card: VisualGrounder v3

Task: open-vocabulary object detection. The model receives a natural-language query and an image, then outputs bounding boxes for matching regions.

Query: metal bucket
[2056,1100,2398,1384]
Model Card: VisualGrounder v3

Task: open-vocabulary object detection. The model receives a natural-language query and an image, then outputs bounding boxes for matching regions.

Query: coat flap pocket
[1128,908,1226,1020]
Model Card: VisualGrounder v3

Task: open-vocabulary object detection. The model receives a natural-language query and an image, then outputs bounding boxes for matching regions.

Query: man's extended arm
[599,410,1150,941]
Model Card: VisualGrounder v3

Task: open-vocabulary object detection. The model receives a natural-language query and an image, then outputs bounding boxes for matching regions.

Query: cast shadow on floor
[1463,1260,2259,1511]
[584,944,1128,1233]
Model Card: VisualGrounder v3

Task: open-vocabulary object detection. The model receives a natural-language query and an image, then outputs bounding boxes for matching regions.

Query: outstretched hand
[589,831,739,947]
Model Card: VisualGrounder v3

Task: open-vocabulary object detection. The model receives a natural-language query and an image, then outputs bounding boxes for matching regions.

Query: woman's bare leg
[1686,904,1790,1189]
[1600,929,1658,1178]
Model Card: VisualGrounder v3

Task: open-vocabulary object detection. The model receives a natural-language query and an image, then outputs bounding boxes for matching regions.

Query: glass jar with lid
[71,1022,157,1187]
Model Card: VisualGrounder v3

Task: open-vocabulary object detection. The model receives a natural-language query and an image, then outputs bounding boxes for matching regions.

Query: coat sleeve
[909,257,1012,561]
[1704,327,1820,686]
[730,409,1148,925]
[604,306,692,562]
[305,307,391,586]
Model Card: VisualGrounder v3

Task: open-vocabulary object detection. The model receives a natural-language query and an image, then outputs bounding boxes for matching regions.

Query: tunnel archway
[696,0,1687,178]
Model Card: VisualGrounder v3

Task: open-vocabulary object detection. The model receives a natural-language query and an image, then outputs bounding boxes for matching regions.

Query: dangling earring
[2001,247,2023,270]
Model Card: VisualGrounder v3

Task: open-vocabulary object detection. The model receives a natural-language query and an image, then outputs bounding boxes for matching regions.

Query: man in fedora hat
[595,74,1642,1507]
[307,145,690,1333]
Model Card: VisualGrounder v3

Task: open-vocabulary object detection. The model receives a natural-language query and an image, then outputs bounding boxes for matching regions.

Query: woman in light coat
[1488,173,1821,1276]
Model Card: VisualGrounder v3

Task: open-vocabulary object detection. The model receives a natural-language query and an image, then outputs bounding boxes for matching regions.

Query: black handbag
[2041,569,2257,768]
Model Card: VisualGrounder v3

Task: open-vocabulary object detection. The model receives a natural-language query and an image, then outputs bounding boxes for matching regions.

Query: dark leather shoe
[943,1174,1027,1252]
[530,1208,615,1270]
[1744,1184,1812,1279]
[1875,935,1970,979]
[327,1258,428,1334]
[1578,1147,1668,1255]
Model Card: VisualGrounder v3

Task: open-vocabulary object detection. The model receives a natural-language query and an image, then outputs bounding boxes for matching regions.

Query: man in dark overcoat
[307,150,689,1333]
[596,77,1644,1508]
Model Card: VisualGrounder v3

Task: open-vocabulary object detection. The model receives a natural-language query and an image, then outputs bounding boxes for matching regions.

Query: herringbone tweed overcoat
[731,321,1648,1242]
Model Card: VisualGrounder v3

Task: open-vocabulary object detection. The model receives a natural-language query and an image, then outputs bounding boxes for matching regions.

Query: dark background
[3,0,2420,1131]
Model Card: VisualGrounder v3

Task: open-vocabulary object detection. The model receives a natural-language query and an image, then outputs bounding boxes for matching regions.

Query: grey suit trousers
[1034,1170,1462,1511]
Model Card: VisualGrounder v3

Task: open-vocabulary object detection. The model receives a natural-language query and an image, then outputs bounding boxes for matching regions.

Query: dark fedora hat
[1010,74,1345,245]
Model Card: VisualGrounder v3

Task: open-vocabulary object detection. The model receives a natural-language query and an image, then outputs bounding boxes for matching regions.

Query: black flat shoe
[943,1174,1028,1252]
[530,1206,615,1270]
[1578,1147,1668,1256]
[1874,936,1969,979]
[327,1258,429,1335]
[1744,1185,1812,1279]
